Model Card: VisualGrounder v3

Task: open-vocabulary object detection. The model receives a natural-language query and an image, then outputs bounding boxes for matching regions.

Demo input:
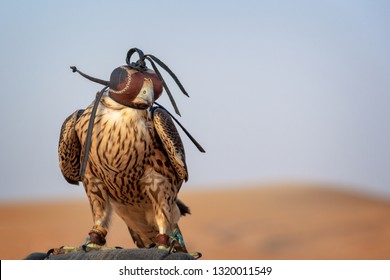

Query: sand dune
[1,184,389,260]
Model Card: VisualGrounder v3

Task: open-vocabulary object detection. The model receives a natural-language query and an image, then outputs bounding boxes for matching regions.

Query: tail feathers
[177,199,191,216]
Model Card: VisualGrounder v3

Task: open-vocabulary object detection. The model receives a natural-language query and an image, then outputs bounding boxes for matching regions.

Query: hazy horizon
[1,0,389,202]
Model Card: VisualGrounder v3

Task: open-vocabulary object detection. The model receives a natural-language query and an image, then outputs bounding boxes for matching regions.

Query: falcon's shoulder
[152,107,188,181]
[58,109,85,185]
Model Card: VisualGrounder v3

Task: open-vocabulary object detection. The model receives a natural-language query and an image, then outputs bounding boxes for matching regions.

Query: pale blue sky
[0,0,389,201]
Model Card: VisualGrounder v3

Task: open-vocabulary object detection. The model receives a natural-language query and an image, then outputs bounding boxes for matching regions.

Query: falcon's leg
[83,177,112,245]
[144,173,185,252]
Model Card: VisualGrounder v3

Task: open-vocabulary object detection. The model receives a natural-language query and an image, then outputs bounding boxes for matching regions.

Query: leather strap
[79,86,108,177]
[145,57,181,116]
[152,103,206,153]
[126,48,147,71]
[70,66,109,86]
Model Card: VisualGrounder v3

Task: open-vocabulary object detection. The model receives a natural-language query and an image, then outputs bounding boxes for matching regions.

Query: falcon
[58,48,204,254]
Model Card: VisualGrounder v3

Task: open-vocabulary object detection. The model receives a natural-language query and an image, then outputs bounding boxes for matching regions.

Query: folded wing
[152,107,188,182]
[58,109,84,185]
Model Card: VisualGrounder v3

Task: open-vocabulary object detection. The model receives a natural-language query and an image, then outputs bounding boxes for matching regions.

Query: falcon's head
[108,66,163,109]
[70,47,189,116]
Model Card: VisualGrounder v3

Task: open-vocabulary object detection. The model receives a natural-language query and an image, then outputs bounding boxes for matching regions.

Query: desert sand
[1,184,389,260]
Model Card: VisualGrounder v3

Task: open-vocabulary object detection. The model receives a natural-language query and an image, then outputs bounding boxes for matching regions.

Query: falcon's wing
[152,107,188,182]
[58,109,84,185]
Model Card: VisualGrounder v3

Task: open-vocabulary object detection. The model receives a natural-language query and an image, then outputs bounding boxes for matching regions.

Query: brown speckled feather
[58,109,84,185]
[152,108,188,182]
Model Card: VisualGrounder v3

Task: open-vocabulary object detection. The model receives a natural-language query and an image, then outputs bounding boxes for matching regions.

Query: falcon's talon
[84,243,104,251]
[189,252,202,259]
[157,245,170,251]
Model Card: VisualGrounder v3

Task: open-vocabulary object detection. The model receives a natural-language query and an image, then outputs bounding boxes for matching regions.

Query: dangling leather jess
[79,86,108,177]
